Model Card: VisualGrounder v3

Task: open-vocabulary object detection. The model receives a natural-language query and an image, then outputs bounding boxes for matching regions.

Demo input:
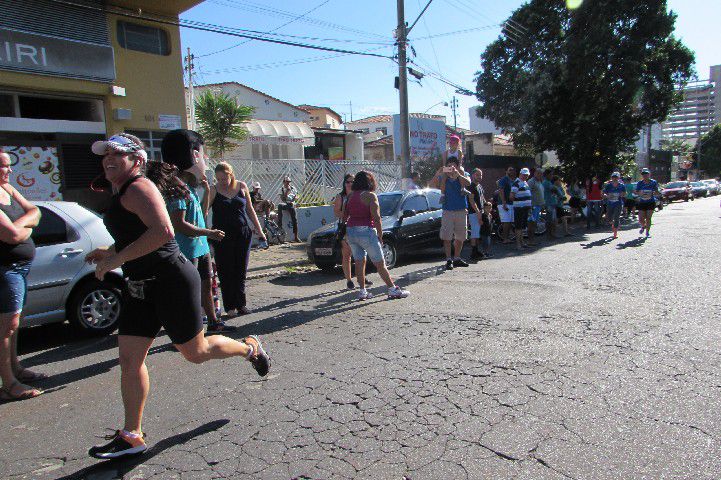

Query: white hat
[519,167,530,175]
[611,171,620,178]
[92,134,147,160]
[252,181,261,189]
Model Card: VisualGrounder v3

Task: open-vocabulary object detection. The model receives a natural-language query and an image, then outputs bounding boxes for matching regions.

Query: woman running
[86,134,269,460]
[635,168,660,237]
[0,148,45,402]
[603,172,626,239]
[334,175,372,289]
[205,162,266,317]
[344,171,409,301]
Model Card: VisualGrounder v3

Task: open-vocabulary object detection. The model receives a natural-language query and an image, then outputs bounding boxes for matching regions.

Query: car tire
[382,240,397,269]
[67,280,122,336]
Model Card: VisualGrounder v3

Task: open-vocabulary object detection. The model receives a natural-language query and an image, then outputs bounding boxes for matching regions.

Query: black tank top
[0,190,35,266]
[211,189,252,238]
[103,175,179,279]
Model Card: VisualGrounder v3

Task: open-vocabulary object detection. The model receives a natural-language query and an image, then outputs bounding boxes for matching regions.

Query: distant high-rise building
[662,65,721,142]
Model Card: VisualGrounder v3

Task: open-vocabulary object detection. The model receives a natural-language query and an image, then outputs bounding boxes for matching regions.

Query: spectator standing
[568,181,585,222]
[603,172,626,239]
[585,175,603,229]
[154,129,230,333]
[480,202,493,258]
[552,177,573,236]
[543,170,559,239]
[511,168,533,250]
[433,157,472,269]
[334,174,372,289]
[206,162,266,317]
[497,167,516,243]
[635,168,660,237]
[344,171,409,300]
[468,168,486,259]
[0,148,44,402]
[278,176,300,242]
[527,168,545,245]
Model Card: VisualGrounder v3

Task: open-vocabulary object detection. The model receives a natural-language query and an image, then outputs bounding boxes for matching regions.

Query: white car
[22,201,125,336]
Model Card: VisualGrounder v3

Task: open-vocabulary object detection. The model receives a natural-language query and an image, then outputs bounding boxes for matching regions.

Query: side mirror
[402,209,417,219]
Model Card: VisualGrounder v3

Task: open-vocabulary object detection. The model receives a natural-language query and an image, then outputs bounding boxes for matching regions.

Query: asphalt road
[2,196,721,480]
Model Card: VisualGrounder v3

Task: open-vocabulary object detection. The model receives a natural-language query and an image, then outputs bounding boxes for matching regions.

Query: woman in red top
[585,175,603,229]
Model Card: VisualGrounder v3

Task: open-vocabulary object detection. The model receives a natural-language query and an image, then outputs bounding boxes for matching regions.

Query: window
[125,130,166,161]
[0,94,15,117]
[117,21,170,55]
[32,207,70,246]
[271,144,280,159]
[375,127,388,135]
[401,195,429,213]
[251,144,261,160]
[19,95,104,122]
[426,191,442,210]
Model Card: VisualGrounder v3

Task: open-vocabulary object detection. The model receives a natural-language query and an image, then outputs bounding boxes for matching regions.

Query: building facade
[1,0,199,209]
[298,105,343,129]
[662,65,721,142]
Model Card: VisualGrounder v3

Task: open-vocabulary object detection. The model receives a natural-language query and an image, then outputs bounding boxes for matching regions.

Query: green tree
[660,138,692,155]
[195,90,254,160]
[694,124,721,178]
[475,0,694,179]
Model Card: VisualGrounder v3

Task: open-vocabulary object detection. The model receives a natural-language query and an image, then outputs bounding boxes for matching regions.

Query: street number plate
[315,248,333,256]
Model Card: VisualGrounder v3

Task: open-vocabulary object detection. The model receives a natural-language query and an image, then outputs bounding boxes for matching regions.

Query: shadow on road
[616,237,648,249]
[580,236,615,249]
[55,419,230,480]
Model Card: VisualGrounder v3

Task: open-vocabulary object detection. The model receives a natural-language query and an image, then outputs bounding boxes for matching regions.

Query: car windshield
[378,193,403,217]
[702,180,715,184]
[692,182,703,187]
[666,182,687,188]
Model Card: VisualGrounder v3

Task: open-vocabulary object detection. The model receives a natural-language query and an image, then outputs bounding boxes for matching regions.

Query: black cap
[160,129,204,170]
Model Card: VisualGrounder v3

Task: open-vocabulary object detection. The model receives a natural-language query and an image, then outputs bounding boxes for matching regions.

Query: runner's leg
[118,335,154,433]
[174,330,251,364]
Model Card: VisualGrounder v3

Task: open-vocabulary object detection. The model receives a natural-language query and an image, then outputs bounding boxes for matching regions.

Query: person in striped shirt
[511,167,533,250]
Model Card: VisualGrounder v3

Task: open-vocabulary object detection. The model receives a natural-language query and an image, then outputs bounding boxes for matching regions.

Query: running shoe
[646,230,650,238]
[207,321,237,333]
[388,286,410,299]
[89,430,147,459]
[358,289,373,301]
[346,279,355,289]
[366,279,373,286]
[639,227,644,234]
[453,258,470,268]
[246,335,270,377]
[445,260,454,270]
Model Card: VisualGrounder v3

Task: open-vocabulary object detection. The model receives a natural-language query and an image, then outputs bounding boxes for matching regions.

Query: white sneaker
[358,289,373,301]
[388,286,409,299]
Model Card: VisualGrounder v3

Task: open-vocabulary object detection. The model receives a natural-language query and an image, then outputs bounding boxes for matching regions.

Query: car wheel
[68,280,122,336]
[382,240,397,269]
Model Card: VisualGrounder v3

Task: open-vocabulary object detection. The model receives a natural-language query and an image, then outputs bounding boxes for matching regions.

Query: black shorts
[119,254,203,345]
[556,207,568,218]
[624,198,636,208]
[568,197,581,209]
[191,253,212,281]
[636,202,655,211]
[514,206,530,230]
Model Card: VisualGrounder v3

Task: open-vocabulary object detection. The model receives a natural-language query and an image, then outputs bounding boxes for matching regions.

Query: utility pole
[396,0,411,178]
[349,100,353,122]
[186,47,196,130]
[451,96,458,131]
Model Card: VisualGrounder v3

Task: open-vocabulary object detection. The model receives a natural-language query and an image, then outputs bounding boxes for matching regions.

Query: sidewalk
[246,242,315,279]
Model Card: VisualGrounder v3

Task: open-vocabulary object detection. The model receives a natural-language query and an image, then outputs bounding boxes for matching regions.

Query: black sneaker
[445,260,454,270]
[365,279,373,286]
[89,430,147,459]
[246,335,271,377]
[453,258,470,267]
[346,279,355,289]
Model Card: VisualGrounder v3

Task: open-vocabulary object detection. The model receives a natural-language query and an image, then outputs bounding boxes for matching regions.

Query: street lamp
[423,101,448,114]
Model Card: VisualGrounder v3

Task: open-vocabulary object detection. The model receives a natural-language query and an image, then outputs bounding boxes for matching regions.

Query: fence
[213,158,403,206]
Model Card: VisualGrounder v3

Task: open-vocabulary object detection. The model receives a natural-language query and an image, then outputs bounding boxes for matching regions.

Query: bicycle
[261,213,286,246]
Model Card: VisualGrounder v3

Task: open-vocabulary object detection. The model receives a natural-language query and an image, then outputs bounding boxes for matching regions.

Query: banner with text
[392,115,446,167]
[3,146,62,201]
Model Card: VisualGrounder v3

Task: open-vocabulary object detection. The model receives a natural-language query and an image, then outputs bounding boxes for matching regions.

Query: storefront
[227,119,316,160]
[0,0,199,211]
[306,128,365,161]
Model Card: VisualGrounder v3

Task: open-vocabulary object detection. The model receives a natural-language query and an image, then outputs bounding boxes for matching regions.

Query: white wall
[468,107,502,134]
[344,120,392,135]
[345,133,364,161]
[192,84,309,122]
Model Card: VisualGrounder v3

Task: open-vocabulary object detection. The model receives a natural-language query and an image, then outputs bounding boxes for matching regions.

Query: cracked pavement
[2,197,720,479]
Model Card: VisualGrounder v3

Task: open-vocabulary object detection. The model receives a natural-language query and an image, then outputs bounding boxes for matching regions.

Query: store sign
[3,146,63,201]
[0,28,115,82]
[249,136,313,146]
[158,114,182,130]
[392,115,446,165]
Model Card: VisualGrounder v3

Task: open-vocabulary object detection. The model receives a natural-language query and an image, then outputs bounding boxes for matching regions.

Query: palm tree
[194,90,254,160]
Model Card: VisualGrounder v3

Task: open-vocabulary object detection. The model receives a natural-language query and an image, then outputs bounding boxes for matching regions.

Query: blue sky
[180,0,720,129]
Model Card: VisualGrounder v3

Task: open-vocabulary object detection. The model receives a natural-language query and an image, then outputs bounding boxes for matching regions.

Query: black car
[307,189,444,270]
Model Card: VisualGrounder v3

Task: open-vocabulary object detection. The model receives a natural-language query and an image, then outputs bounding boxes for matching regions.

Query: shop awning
[245,119,315,146]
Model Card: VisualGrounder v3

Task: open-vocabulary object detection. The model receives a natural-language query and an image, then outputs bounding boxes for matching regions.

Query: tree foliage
[694,124,721,178]
[475,0,694,178]
[660,138,692,155]
[195,90,254,160]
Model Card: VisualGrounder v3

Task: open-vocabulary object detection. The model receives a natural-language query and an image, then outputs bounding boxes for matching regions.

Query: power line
[198,0,333,58]
[411,24,501,40]
[48,0,394,60]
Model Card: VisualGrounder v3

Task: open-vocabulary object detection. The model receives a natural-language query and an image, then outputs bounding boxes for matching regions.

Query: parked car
[22,202,125,336]
[701,179,720,196]
[307,189,443,270]
[661,181,691,203]
[690,181,709,198]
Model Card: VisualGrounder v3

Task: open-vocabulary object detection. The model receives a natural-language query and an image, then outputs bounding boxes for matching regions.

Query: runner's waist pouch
[126,254,188,300]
